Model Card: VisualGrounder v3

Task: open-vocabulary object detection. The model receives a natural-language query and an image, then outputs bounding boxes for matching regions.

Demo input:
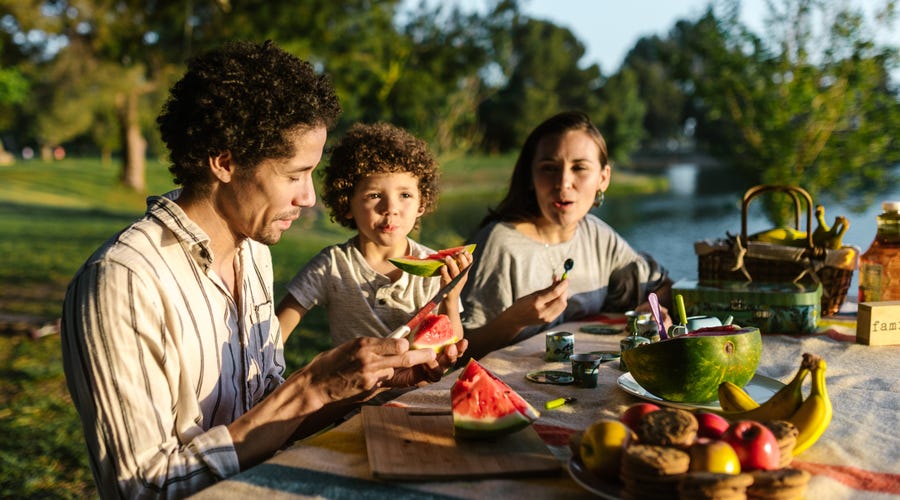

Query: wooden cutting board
[361,405,561,480]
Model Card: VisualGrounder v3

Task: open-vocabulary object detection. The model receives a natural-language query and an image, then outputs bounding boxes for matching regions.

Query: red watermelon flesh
[411,314,458,352]
[451,359,540,439]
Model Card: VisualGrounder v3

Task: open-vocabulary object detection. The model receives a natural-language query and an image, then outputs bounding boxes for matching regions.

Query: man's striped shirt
[61,191,285,498]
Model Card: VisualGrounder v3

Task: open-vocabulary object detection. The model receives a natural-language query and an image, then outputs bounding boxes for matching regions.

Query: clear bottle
[858,201,900,302]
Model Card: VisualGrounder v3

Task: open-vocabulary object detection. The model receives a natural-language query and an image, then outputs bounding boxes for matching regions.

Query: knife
[389,265,471,339]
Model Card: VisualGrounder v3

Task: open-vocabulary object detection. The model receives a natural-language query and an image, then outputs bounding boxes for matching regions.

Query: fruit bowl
[621,326,762,404]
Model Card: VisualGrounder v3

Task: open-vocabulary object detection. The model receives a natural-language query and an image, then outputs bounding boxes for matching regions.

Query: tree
[478,17,607,152]
[621,35,689,151]
[650,0,899,220]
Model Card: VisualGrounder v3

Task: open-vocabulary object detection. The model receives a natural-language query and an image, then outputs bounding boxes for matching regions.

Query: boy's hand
[438,249,473,298]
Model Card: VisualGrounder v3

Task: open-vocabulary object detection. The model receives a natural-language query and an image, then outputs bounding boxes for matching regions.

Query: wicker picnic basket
[694,185,858,317]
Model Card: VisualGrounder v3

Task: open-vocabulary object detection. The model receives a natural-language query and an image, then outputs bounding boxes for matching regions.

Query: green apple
[579,419,633,478]
[688,438,742,474]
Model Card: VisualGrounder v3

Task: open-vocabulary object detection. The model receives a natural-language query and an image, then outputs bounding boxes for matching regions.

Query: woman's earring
[593,190,605,208]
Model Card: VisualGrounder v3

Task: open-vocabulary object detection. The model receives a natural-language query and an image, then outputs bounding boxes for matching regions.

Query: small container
[859,201,900,302]
[625,310,651,335]
[545,331,574,362]
[636,318,660,342]
[619,333,650,371]
[570,353,602,388]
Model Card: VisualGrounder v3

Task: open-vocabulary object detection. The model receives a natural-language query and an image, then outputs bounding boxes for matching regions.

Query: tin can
[545,331,575,362]
[619,334,650,371]
[636,318,660,342]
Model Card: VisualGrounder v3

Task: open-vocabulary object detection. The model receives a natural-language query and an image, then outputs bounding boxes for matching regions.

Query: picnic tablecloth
[192,313,900,499]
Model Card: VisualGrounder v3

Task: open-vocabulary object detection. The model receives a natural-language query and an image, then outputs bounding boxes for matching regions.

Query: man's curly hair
[323,122,439,230]
[157,40,341,191]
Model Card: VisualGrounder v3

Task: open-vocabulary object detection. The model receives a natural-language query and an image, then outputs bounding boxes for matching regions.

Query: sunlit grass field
[0,155,664,498]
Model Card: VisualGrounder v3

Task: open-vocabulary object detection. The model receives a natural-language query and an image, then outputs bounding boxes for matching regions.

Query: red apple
[620,402,661,432]
[695,411,731,440]
[721,420,781,471]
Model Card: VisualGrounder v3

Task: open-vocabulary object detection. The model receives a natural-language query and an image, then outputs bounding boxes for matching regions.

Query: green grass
[0,155,665,498]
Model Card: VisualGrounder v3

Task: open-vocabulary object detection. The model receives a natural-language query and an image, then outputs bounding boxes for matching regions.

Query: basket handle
[740,184,815,250]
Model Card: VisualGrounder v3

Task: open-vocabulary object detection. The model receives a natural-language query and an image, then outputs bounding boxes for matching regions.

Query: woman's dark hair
[157,40,342,192]
[480,110,609,227]
[323,122,439,230]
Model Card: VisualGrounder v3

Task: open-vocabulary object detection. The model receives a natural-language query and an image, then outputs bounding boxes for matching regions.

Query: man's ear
[209,151,235,183]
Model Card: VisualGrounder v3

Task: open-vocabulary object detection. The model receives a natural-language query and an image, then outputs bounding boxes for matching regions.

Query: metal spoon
[561,258,574,280]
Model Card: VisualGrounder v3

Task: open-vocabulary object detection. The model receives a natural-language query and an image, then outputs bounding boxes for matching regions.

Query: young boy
[276,122,472,346]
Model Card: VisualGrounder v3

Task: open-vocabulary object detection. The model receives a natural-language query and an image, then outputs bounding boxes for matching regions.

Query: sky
[519,0,765,73]
[434,0,897,75]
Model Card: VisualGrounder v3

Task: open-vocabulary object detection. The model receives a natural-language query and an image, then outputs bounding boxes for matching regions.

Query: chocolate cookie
[762,420,799,467]
[747,468,811,500]
[621,444,690,500]
[637,408,699,448]
[678,472,754,499]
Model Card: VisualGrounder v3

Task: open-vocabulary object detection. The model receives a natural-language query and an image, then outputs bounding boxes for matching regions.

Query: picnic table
[191,310,900,499]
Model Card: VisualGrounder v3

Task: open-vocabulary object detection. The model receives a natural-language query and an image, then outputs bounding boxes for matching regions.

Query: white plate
[616,372,784,411]
[567,457,622,499]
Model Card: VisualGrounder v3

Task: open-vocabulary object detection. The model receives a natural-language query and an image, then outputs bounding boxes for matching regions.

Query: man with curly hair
[60,41,467,498]
[276,122,472,346]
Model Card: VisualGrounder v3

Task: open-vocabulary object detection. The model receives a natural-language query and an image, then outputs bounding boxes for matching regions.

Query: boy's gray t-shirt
[461,214,669,342]
[286,237,444,345]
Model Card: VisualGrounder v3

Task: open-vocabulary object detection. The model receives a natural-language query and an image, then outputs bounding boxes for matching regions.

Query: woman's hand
[506,278,570,328]
[634,301,674,331]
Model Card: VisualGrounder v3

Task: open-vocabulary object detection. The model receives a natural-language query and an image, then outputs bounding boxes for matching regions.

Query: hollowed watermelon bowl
[621,326,762,404]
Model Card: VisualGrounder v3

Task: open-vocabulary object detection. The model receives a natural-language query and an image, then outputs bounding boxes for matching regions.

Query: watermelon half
[451,359,540,439]
[389,244,476,277]
[622,326,762,404]
[411,314,459,353]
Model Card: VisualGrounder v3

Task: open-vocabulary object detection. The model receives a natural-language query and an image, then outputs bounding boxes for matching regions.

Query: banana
[718,381,760,412]
[717,355,812,421]
[789,354,832,455]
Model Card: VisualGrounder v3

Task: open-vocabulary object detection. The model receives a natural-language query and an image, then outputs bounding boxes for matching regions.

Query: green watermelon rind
[389,244,476,277]
[452,413,534,439]
[622,327,762,404]
[451,359,540,440]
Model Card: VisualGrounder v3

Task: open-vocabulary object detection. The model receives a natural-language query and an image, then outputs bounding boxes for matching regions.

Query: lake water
[592,165,900,295]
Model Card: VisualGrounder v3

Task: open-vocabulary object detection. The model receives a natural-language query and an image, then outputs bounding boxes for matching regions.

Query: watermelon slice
[389,244,476,277]
[451,359,540,439]
[411,314,459,353]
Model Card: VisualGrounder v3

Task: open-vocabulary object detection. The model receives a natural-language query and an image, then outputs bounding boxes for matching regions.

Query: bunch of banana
[748,226,809,247]
[788,354,832,455]
[717,354,812,420]
[715,353,832,456]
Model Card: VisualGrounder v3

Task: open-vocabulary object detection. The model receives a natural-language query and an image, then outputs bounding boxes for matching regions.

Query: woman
[461,111,672,359]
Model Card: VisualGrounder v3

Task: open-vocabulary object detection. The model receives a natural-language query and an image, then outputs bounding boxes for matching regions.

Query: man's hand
[389,338,469,387]
[302,337,436,402]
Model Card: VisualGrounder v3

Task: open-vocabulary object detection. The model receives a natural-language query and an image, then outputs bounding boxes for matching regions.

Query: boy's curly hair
[157,40,341,192]
[323,122,439,230]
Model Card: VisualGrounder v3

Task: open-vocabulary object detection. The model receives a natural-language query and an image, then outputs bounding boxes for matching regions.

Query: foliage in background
[622,0,900,221]
[1,0,897,219]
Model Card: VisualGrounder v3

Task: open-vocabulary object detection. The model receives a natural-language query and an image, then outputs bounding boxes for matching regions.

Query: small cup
[570,353,602,388]
[545,331,575,362]
[686,315,723,332]
[619,334,651,371]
